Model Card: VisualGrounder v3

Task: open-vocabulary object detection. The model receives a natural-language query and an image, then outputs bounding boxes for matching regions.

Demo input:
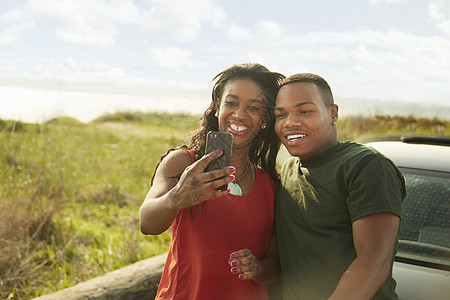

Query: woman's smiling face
[216,78,267,150]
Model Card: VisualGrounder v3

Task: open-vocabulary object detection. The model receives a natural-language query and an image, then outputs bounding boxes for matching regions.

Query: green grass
[0,111,448,299]
[0,112,199,299]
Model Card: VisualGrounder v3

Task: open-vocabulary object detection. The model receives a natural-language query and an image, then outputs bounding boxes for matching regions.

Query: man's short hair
[279,73,334,107]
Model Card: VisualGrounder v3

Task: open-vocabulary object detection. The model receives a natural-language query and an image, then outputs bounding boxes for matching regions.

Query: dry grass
[337,114,448,140]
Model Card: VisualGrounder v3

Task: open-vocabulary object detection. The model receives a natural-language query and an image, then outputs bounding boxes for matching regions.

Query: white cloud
[1,0,228,46]
[0,0,143,47]
[148,47,196,69]
[29,0,142,47]
[256,20,281,39]
[231,28,450,104]
[369,0,406,4]
[0,55,126,84]
[226,25,252,42]
[429,0,450,37]
[225,20,281,42]
[0,8,25,22]
[0,20,35,45]
[140,0,226,42]
[0,9,34,45]
[65,57,78,69]
[246,51,268,65]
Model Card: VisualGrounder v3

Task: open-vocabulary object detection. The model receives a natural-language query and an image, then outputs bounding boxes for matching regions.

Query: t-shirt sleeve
[347,154,406,222]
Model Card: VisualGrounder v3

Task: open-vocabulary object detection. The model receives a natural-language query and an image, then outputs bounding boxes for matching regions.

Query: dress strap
[187,149,195,164]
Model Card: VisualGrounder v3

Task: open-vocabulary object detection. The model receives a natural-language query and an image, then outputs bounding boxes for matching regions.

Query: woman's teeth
[287,134,305,141]
[230,124,248,132]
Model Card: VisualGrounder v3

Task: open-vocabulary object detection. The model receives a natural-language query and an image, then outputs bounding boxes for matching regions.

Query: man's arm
[328,212,400,300]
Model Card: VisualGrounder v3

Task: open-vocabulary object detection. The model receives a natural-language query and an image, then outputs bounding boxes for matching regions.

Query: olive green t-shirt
[276,141,406,300]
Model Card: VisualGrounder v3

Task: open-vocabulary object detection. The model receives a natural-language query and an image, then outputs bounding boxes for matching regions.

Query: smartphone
[205,131,233,191]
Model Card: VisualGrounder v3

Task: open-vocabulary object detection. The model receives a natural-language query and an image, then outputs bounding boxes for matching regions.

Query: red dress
[155,154,275,300]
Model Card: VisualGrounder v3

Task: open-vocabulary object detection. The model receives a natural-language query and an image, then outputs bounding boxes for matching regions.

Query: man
[274,73,406,300]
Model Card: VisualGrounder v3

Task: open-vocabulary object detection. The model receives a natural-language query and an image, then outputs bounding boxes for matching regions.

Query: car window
[396,168,450,270]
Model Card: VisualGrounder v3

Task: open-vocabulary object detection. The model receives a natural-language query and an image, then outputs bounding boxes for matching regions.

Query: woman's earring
[215,111,219,118]
[331,120,336,126]
[261,123,267,129]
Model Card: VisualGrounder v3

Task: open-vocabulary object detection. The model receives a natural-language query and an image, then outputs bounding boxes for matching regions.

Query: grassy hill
[0,112,448,299]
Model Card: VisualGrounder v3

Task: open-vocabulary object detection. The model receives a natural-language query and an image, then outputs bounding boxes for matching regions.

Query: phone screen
[205,131,233,190]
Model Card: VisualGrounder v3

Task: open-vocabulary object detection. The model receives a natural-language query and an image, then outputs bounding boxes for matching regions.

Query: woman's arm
[139,149,235,235]
[139,150,190,235]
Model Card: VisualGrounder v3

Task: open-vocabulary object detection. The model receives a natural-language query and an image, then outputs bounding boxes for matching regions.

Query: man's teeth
[230,124,248,132]
[287,134,305,141]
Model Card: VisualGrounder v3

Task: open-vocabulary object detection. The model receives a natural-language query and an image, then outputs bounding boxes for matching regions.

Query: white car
[365,136,450,300]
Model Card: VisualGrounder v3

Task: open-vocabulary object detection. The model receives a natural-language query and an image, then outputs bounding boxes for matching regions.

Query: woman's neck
[230,148,250,171]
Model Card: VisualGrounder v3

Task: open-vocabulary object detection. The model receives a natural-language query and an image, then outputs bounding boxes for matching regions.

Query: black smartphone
[205,131,233,191]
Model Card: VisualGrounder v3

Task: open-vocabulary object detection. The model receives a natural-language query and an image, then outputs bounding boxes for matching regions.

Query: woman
[139,63,285,299]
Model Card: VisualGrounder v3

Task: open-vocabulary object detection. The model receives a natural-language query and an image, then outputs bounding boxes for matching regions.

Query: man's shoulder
[339,140,385,160]
[340,141,403,179]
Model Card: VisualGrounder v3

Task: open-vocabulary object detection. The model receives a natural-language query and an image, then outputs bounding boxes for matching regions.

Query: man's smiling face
[274,82,339,159]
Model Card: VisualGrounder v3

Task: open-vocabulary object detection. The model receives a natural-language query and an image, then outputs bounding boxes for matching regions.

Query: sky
[1,0,450,123]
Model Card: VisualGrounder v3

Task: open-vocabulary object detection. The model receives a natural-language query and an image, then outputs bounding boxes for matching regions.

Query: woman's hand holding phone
[168,149,235,209]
